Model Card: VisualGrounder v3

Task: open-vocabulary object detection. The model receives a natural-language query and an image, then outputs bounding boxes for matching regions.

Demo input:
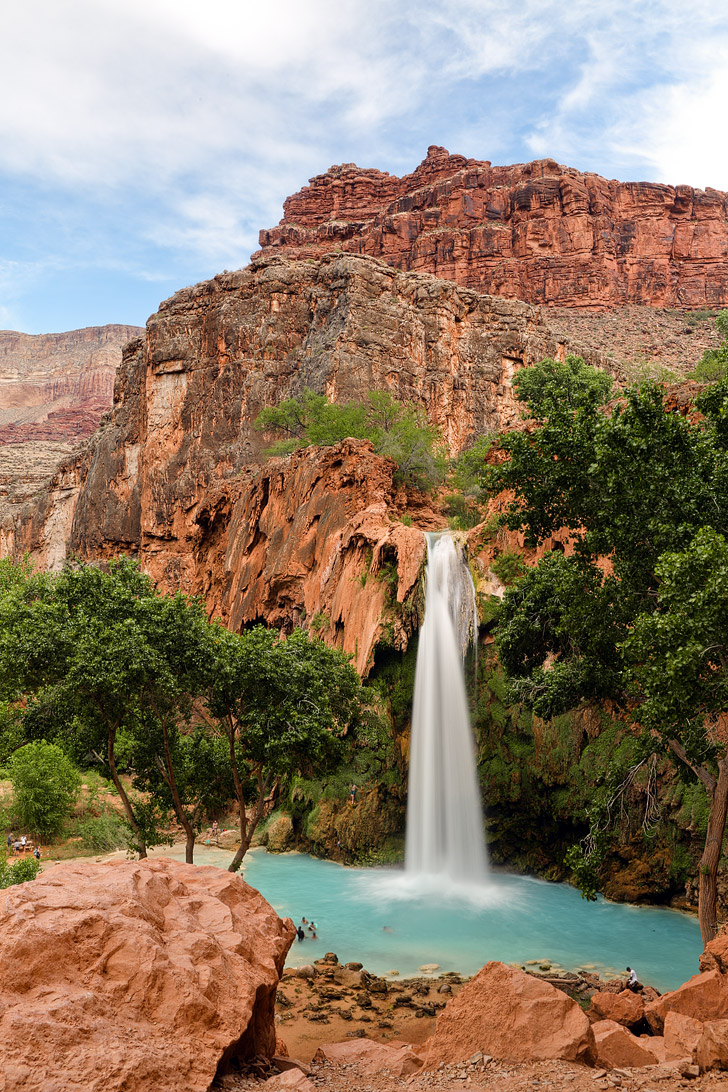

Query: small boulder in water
[420,963,441,973]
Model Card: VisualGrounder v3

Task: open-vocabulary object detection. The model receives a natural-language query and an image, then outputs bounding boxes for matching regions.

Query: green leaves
[254,388,447,491]
[8,740,81,838]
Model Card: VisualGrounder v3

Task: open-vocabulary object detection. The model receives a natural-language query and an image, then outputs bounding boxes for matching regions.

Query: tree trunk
[159,721,196,864]
[228,767,268,873]
[107,729,147,858]
[698,757,728,947]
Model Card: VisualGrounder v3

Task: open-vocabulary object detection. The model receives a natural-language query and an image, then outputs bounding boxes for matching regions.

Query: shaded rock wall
[256,146,728,310]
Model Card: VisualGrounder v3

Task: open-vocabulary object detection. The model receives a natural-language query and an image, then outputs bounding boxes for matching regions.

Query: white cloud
[1,0,727,284]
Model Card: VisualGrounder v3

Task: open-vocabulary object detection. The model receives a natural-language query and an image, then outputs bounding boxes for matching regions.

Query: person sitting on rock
[625,966,641,992]
[33,845,41,860]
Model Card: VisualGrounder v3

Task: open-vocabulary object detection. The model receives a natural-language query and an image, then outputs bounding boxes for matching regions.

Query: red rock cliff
[3,254,599,669]
[255,146,728,310]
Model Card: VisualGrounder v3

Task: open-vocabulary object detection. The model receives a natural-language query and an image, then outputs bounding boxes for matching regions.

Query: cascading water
[405,532,489,883]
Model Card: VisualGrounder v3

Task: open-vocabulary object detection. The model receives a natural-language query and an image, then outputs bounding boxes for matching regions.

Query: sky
[1,0,727,335]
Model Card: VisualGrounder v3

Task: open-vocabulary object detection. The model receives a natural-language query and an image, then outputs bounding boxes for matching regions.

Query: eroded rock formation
[4,254,593,669]
[0,857,295,1092]
[256,146,728,310]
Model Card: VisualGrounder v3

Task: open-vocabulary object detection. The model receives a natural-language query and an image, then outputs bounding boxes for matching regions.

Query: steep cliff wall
[256,146,728,310]
[5,254,592,668]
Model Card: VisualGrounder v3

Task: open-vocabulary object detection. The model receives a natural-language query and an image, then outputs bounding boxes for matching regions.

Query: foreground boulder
[0,857,295,1092]
[313,1039,423,1077]
[645,969,728,1032]
[591,1020,661,1069]
[589,989,644,1027]
[423,962,596,1066]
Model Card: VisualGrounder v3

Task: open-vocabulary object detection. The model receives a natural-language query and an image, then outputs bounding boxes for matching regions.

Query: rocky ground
[542,306,724,380]
[215,1056,724,1092]
[210,955,721,1092]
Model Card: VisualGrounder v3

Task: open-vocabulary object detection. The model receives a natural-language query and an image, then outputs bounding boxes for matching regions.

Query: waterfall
[405,532,489,882]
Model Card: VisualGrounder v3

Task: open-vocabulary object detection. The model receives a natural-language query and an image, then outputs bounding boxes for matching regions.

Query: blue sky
[1,0,727,335]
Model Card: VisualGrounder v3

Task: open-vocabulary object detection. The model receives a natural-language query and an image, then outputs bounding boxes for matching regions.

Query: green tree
[8,740,81,838]
[255,388,447,490]
[485,356,728,943]
[208,625,365,872]
[0,559,219,858]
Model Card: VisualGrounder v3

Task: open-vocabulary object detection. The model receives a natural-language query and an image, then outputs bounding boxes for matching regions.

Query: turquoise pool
[160,845,701,993]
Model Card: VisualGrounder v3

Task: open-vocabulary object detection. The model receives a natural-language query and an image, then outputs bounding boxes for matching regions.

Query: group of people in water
[5,833,41,860]
[296,917,317,941]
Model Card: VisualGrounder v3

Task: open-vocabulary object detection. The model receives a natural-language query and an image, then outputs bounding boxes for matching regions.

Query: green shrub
[0,852,41,889]
[8,741,81,838]
[490,549,528,586]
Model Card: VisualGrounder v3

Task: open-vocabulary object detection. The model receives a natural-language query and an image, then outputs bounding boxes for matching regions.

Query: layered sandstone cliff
[2,254,597,670]
[0,324,142,443]
[255,146,728,310]
[0,325,142,530]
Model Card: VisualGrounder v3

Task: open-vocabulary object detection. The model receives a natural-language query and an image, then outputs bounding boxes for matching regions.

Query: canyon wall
[3,253,598,670]
[0,324,142,529]
[0,324,142,443]
[255,146,728,310]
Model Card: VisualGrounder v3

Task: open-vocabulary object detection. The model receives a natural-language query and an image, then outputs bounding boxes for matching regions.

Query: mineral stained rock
[0,857,295,1092]
[256,145,728,309]
[423,961,596,1066]
[3,254,590,668]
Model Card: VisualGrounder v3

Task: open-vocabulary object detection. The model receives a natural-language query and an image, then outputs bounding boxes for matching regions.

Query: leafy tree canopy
[255,388,447,491]
[484,354,728,942]
[8,739,81,838]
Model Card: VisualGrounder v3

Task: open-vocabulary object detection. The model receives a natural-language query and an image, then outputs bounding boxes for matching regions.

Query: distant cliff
[255,146,728,310]
[0,324,143,443]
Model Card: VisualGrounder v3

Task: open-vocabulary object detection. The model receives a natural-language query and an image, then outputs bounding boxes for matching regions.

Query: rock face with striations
[255,146,728,310]
[3,254,590,668]
[0,857,295,1092]
[0,325,141,444]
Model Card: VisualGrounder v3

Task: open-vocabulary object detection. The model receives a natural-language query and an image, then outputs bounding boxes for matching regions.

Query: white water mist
[405,532,489,882]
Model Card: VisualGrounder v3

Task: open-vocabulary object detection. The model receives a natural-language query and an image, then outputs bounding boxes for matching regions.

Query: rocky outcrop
[4,255,594,668]
[423,962,596,1066]
[256,146,728,310]
[0,857,295,1092]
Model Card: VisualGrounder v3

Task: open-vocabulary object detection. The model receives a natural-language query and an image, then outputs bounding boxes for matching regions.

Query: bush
[70,809,129,852]
[8,741,81,838]
[490,549,528,586]
[255,389,447,491]
[0,852,41,888]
